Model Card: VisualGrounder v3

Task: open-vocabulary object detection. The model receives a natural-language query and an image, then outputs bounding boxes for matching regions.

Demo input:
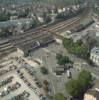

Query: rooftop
[91,47,99,56]
[96,32,99,37]
[86,89,99,99]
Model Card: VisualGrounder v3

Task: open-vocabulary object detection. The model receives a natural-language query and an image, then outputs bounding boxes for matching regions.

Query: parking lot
[0,57,40,100]
[0,72,40,100]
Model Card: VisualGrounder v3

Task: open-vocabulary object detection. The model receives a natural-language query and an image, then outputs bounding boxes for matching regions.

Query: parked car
[22,91,30,97]
[67,70,72,78]
[35,81,42,88]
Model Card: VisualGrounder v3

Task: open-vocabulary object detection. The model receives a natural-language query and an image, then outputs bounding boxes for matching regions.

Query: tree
[62,38,88,59]
[53,93,65,100]
[56,53,70,67]
[45,15,51,24]
[44,86,49,94]
[43,80,49,86]
[65,79,80,97]
[58,56,69,65]
[87,59,94,66]
[43,80,50,94]
[0,28,12,38]
[56,53,62,61]
[0,12,10,21]
[62,38,73,51]
[65,70,92,98]
[30,19,37,28]
[78,70,92,90]
[18,8,29,18]
[40,67,48,75]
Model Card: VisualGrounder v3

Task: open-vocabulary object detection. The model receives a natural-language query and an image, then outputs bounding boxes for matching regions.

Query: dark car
[35,82,42,88]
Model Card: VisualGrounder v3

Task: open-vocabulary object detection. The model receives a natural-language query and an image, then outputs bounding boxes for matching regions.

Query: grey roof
[91,47,99,56]
[54,66,65,72]
[86,89,99,99]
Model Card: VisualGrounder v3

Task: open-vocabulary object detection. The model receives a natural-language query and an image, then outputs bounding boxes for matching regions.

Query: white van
[67,70,72,78]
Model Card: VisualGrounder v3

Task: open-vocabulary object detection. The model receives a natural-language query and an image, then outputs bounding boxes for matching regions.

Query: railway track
[10,27,43,40]
[47,17,80,31]
[10,6,90,47]
[0,5,90,58]
[14,32,49,46]
[0,44,16,58]
[10,7,88,44]
[44,7,91,34]
[51,18,81,32]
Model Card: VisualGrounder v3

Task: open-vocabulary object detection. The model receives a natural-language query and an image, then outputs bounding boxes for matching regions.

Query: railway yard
[0,5,91,58]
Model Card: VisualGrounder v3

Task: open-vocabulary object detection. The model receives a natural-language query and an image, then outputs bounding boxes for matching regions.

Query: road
[30,41,99,96]
[30,43,79,96]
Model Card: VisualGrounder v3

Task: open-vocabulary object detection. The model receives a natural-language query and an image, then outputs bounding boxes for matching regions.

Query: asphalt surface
[0,57,40,100]
[30,43,79,96]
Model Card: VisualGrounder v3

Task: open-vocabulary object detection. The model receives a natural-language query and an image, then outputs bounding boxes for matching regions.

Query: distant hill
[0,0,81,6]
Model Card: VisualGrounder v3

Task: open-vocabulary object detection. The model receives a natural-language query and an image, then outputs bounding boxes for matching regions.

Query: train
[70,19,94,33]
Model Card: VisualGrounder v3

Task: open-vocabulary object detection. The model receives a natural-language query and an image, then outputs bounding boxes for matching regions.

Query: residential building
[84,81,99,100]
[84,89,99,100]
[53,66,65,75]
[90,47,99,66]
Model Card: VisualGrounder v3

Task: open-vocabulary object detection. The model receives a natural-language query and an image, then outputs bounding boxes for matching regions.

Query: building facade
[90,47,99,66]
[84,90,99,100]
